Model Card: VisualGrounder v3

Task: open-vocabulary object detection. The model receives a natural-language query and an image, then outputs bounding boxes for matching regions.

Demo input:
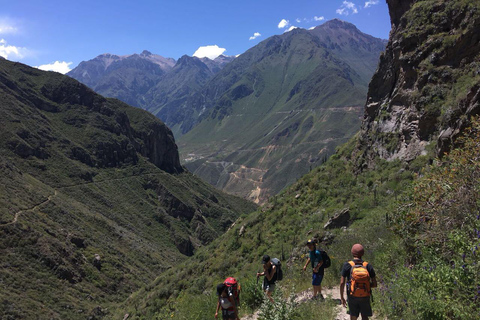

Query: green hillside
[117,1,480,319]
[179,20,385,203]
[0,58,256,319]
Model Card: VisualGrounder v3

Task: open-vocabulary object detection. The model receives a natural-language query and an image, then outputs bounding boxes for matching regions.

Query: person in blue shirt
[303,239,324,300]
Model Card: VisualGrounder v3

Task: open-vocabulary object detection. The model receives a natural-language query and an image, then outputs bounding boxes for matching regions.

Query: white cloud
[0,20,18,35]
[364,0,379,8]
[0,25,17,34]
[35,61,73,74]
[249,32,262,41]
[336,1,359,16]
[296,18,301,23]
[314,16,325,21]
[193,45,226,60]
[0,38,28,60]
[278,19,290,29]
[284,26,299,33]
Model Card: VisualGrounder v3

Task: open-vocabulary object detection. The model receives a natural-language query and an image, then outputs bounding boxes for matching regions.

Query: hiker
[256,255,277,303]
[303,239,324,300]
[215,283,239,320]
[340,244,377,320]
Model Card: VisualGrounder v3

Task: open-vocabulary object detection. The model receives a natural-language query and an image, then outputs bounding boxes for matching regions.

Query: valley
[70,20,386,203]
[1,0,480,319]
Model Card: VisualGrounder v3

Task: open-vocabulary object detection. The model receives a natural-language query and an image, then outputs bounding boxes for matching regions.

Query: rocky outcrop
[356,0,480,169]
[324,208,351,229]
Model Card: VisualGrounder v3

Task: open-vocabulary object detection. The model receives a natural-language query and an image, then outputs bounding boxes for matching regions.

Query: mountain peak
[141,50,153,56]
[321,18,358,30]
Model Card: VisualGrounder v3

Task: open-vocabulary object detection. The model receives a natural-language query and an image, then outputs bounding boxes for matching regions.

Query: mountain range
[68,51,235,136]
[69,20,386,203]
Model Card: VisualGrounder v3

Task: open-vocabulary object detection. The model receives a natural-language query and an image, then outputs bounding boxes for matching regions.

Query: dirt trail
[0,190,57,227]
[241,286,362,320]
[0,172,162,227]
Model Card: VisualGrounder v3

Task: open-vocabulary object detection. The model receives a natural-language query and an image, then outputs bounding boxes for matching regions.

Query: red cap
[351,244,365,258]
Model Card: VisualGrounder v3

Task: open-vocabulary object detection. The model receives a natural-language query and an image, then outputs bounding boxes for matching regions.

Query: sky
[0,0,391,73]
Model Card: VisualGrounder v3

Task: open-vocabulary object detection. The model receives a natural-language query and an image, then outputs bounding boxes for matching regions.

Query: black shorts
[222,309,236,319]
[347,296,372,317]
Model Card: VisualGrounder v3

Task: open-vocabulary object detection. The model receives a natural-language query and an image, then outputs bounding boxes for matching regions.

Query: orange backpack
[348,261,371,298]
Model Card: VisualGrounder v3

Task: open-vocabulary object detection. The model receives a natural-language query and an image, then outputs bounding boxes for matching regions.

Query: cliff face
[357,0,480,168]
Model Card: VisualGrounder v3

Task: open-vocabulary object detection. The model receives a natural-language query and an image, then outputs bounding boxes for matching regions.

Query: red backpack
[224,277,241,306]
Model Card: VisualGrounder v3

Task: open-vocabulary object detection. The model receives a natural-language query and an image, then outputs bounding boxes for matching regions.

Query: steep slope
[0,58,256,320]
[179,20,386,203]
[138,55,225,136]
[68,50,176,107]
[118,1,480,319]
[68,53,233,136]
[356,0,480,168]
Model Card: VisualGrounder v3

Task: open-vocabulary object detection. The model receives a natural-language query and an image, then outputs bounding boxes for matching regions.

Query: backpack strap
[348,261,355,267]
[362,261,369,268]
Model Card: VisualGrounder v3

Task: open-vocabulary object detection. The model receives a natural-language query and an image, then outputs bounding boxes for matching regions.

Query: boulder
[324,208,350,230]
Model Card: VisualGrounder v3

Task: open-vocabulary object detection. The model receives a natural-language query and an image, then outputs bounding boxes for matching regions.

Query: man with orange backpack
[340,244,377,320]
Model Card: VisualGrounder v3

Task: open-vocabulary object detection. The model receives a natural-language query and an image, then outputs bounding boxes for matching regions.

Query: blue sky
[0,0,390,73]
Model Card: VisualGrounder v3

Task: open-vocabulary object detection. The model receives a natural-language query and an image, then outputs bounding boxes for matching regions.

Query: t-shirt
[220,296,233,310]
[264,264,277,285]
[341,259,376,292]
[310,249,324,276]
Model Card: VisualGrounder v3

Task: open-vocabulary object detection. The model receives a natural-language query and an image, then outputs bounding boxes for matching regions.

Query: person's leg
[313,285,320,298]
[360,297,373,319]
[348,296,361,320]
[312,273,322,298]
[266,290,274,303]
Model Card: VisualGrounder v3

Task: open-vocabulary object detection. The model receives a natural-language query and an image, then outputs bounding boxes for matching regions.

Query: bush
[379,117,480,319]
[241,277,264,312]
[258,289,297,320]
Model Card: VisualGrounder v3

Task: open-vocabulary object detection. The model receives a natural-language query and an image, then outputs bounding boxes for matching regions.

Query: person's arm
[265,265,276,281]
[340,276,347,307]
[215,300,220,318]
[369,265,377,288]
[303,258,311,271]
[313,252,323,273]
[230,296,239,319]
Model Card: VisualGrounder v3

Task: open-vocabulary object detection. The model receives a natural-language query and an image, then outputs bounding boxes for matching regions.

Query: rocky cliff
[356,0,480,168]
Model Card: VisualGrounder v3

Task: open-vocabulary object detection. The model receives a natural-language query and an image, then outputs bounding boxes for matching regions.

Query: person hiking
[256,255,277,303]
[215,283,239,320]
[340,244,377,320]
[303,239,324,300]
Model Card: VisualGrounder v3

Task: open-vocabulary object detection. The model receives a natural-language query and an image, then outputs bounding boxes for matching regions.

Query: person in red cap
[340,244,377,320]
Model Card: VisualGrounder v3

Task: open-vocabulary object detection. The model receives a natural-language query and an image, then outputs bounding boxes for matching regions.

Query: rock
[174,236,194,256]
[355,0,480,169]
[87,306,108,320]
[324,208,350,230]
[70,237,87,248]
[320,232,335,245]
[239,225,245,237]
[93,254,102,270]
[295,194,301,199]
